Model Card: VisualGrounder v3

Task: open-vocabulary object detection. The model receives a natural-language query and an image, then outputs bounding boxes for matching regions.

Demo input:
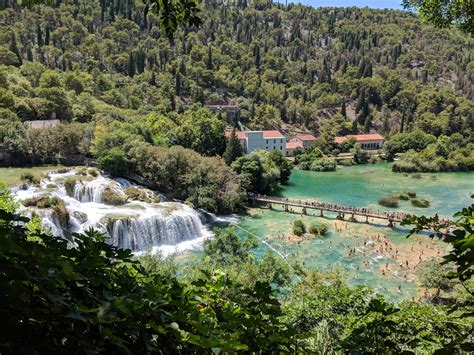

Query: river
[233,163,473,302]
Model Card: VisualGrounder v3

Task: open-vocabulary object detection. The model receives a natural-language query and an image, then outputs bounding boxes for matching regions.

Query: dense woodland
[1,0,473,176]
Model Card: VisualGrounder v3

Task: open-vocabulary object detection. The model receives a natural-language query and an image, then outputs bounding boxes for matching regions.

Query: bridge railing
[248,193,410,222]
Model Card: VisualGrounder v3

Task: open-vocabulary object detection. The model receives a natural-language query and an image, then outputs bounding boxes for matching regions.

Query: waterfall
[12,169,211,254]
[101,205,205,250]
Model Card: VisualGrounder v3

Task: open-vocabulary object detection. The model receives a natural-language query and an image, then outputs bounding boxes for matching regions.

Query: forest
[0,0,473,179]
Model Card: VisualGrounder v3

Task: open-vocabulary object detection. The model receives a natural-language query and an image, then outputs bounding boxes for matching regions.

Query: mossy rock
[101,186,127,205]
[378,195,399,208]
[22,195,62,209]
[411,198,430,208]
[87,168,99,177]
[20,172,40,184]
[64,178,77,197]
[77,167,89,176]
[71,210,88,224]
[406,191,417,198]
[51,199,69,229]
[411,173,422,179]
[399,193,410,201]
[124,186,160,203]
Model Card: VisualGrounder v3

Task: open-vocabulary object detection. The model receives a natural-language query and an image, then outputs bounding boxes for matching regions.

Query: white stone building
[225,130,286,156]
[334,133,385,150]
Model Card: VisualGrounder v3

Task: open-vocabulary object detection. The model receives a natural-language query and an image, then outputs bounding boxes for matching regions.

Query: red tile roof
[262,130,285,138]
[293,134,317,141]
[286,141,303,150]
[225,130,285,140]
[334,133,384,144]
[225,130,246,140]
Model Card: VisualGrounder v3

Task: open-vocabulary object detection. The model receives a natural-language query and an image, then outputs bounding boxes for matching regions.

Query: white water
[13,170,212,255]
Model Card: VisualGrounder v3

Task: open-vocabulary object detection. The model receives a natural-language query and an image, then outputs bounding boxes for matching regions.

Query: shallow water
[233,164,473,302]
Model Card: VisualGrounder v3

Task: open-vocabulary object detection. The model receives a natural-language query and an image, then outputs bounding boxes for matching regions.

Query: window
[280,146,283,150]
[274,139,276,143]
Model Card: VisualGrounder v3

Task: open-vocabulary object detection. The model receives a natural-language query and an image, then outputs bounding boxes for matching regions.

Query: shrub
[309,158,336,172]
[20,172,40,184]
[309,223,328,236]
[293,219,306,236]
[411,198,430,208]
[399,193,410,200]
[125,186,160,203]
[378,195,399,208]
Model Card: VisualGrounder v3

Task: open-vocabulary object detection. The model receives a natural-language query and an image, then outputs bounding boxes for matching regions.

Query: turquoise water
[234,164,473,302]
[279,163,473,217]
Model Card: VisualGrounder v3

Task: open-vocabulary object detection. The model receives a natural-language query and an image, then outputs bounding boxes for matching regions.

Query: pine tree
[175,72,181,96]
[363,114,372,133]
[381,106,390,134]
[45,26,50,45]
[357,101,369,124]
[26,46,33,61]
[351,120,358,134]
[223,128,243,165]
[136,49,145,74]
[9,33,22,65]
[108,3,115,22]
[341,99,346,117]
[254,45,261,70]
[355,91,365,113]
[179,58,186,75]
[127,53,135,77]
[207,46,213,70]
[150,71,157,86]
[37,25,43,46]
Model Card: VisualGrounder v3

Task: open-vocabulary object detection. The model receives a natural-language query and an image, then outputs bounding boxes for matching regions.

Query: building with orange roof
[289,133,317,149]
[334,133,384,150]
[285,141,304,156]
[225,130,286,155]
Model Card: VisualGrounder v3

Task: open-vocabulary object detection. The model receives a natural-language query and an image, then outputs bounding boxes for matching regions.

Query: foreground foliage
[0,188,472,353]
[0,205,297,353]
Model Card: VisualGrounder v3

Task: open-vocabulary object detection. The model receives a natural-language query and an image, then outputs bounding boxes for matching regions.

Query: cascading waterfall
[12,169,211,254]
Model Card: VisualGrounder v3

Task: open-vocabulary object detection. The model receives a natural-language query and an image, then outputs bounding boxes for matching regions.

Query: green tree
[172,107,225,156]
[293,219,306,236]
[223,128,243,165]
[204,227,257,264]
[403,0,474,35]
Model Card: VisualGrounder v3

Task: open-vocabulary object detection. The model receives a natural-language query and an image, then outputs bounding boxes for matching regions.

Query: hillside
[1,0,473,126]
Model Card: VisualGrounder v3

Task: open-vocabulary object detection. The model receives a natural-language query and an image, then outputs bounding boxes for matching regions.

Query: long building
[334,133,384,150]
[225,130,286,155]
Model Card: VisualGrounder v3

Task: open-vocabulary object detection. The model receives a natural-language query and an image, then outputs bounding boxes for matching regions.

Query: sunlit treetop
[17,0,202,38]
[403,0,474,36]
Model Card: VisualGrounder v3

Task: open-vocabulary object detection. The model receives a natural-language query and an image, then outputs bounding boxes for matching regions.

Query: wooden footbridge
[248,194,410,227]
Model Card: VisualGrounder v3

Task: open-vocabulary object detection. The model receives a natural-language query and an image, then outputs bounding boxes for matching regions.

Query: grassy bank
[0,166,65,187]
